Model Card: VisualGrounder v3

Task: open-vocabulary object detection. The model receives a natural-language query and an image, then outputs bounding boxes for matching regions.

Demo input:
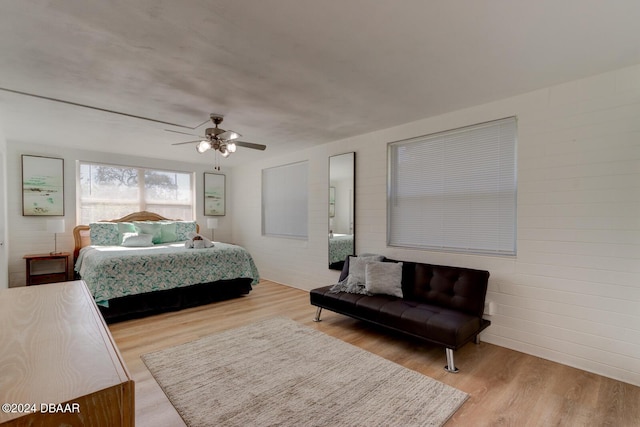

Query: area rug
[141,317,468,427]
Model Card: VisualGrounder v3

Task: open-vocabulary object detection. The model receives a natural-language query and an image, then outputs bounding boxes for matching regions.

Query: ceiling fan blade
[235,141,267,151]
[171,140,201,146]
[218,129,241,140]
[165,129,202,137]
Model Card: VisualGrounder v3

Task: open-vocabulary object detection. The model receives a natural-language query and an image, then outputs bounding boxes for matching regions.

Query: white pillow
[345,255,384,289]
[121,233,154,247]
[365,261,403,298]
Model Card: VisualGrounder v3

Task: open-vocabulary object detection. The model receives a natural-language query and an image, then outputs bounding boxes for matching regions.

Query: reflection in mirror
[329,152,355,270]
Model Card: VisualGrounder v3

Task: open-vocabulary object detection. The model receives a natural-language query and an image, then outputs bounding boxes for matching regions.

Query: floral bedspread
[329,234,354,264]
[75,242,260,306]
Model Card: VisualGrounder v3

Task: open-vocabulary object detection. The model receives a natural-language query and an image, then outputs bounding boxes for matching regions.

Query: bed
[73,211,260,323]
[329,233,354,270]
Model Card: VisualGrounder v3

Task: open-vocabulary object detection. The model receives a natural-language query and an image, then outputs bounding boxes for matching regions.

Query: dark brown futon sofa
[310,256,491,372]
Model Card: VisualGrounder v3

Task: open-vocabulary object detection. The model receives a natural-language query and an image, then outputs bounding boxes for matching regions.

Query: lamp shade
[207,218,219,229]
[196,140,211,153]
[46,219,65,233]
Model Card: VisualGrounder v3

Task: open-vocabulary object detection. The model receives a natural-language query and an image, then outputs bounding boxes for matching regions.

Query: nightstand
[23,252,71,286]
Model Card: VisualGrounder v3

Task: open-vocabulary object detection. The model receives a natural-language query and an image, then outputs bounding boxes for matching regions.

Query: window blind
[388,117,517,255]
[262,161,309,239]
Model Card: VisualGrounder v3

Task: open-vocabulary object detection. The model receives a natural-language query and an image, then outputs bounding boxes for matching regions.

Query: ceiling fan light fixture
[171,114,266,157]
[196,140,211,153]
[218,144,231,159]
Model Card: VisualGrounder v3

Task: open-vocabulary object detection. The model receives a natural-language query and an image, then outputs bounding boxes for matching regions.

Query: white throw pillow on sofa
[365,261,403,298]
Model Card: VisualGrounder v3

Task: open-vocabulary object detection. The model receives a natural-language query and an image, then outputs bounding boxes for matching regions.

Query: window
[388,117,517,255]
[262,161,308,239]
[77,161,194,224]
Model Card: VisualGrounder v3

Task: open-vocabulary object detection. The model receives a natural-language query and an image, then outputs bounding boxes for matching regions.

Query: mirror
[328,152,355,270]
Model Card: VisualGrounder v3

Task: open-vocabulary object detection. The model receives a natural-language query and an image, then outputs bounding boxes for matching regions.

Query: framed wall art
[22,155,65,216]
[204,173,225,216]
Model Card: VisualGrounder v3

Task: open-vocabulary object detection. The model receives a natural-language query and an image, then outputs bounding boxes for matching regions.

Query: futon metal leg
[475,334,481,344]
[313,307,323,322]
[444,348,459,373]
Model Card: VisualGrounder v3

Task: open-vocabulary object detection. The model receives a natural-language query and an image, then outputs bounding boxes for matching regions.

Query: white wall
[232,64,640,387]
[0,123,7,289]
[5,142,231,287]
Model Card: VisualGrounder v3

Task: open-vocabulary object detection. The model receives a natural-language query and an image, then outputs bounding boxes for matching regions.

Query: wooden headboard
[73,211,199,261]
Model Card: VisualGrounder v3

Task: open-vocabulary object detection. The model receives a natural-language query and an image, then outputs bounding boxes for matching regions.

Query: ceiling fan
[168,114,266,163]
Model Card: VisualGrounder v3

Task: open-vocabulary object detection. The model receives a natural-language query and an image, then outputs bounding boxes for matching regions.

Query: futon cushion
[310,285,483,348]
[406,264,490,317]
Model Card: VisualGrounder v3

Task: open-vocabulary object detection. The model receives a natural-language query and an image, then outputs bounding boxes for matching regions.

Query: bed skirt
[97,278,254,323]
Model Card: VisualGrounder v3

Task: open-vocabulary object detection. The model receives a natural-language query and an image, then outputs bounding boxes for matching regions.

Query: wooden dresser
[0,281,134,426]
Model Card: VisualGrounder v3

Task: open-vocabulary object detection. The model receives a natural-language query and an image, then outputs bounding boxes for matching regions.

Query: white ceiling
[1,1,639,168]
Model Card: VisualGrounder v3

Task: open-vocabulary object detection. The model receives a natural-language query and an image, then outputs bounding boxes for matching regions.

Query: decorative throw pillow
[337,253,384,282]
[89,222,119,246]
[365,261,403,298]
[175,221,198,241]
[329,254,384,294]
[133,221,162,244]
[121,233,154,247]
[345,257,371,289]
[117,222,137,244]
[159,221,178,243]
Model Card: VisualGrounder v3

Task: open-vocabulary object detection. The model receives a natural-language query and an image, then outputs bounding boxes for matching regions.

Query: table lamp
[46,218,65,255]
[207,218,218,241]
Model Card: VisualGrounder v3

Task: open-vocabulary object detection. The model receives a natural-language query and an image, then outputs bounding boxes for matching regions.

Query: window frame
[76,160,195,224]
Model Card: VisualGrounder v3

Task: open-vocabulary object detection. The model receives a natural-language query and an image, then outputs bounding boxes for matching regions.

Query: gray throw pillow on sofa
[365,261,403,298]
[330,255,383,294]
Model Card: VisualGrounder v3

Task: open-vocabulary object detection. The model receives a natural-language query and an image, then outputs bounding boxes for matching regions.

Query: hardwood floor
[109,280,640,426]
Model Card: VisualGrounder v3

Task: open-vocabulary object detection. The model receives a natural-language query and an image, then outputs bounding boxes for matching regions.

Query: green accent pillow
[132,221,162,244]
[117,222,137,244]
[159,221,178,243]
